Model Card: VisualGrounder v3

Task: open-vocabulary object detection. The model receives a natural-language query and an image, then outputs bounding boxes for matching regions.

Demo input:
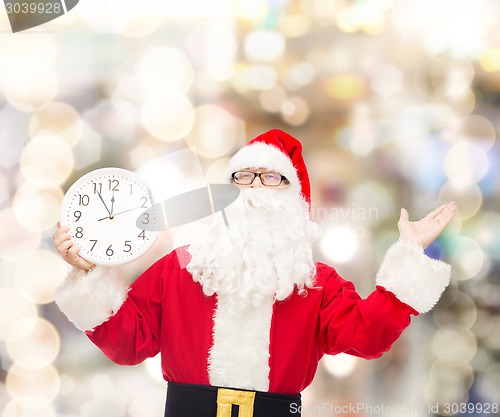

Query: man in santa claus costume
[53,129,457,417]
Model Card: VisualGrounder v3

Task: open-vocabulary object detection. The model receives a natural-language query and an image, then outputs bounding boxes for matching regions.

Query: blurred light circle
[279,14,312,38]
[244,65,278,90]
[476,364,500,403]
[467,212,500,260]
[433,326,477,362]
[430,89,476,123]
[281,97,310,126]
[283,62,316,90]
[14,250,67,304]
[244,30,285,62]
[20,135,74,188]
[3,400,56,417]
[470,346,493,374]
[444,141,488,185]
[184,23,237,75]
[0,209,41,262]
[6,358,60,408]
[259,86,287,113]
[185,105,245,158]
[424,359,473,408]
[432,291,477,330]
[107,0,161,37]
[429,55,474,97]
[337,7,359,33]
[13,184,63,232]
[129,143,156,170]
[415,54,474,100]
[138,47,194,94]
[83,99,137,144]
[111,74,142,103]
[479,47,500,72]
[429,359,475,391]
[438,182,482,220]
[141,93,194,142]
[326,75,367,100]
[0,288,37,341]
[231,65,252,94]
[371,64,403,97]
[425,375,468,411]
[205,157,231,183]
[337,4,386,34]
[319,225,359,264]
[5,71,58,112]
[452,114,496,151]
[236,0,269,21]
[483,320,500,351]
[29,102,83,149]
[449,236,485,280]
[322,353,358,378]
[0,34,56,84]
[6,317,60,363]
[0,36,38,82]
[71,124,103,170]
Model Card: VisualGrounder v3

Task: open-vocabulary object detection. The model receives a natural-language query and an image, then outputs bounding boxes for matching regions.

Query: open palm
[398,202,457,249]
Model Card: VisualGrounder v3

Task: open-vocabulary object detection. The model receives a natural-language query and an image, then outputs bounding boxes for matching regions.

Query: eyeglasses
[231,171,289,187]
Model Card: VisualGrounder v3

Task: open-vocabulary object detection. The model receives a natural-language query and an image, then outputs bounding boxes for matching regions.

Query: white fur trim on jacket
[225,143,301,197]
[54,266,128,332]
[376,240,451,314]
[208,294,274,391]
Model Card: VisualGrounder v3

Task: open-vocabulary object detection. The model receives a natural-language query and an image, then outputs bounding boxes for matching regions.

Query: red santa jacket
[55,241,451,395]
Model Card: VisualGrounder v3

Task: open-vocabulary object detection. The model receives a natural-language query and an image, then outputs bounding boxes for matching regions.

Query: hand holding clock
[53,222,96,272]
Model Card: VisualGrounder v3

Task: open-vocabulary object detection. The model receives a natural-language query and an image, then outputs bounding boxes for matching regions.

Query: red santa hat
[226,129,311,205]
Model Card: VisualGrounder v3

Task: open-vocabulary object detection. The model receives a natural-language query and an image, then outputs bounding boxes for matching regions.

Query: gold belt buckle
[216,387,256,417]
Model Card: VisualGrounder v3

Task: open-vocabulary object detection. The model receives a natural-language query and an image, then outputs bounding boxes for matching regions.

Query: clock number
[74,210,82,222]
[78,194,90,206]
[138,230,146,240]
[141,213,150,224]
[90,239,98,251]
[129,184,133,195]
[141,196,148,208]
[124,241,132,252]
[106,245,114,256]
[75,227,83,238]
[93,182,103,194]
[108,179,120,192]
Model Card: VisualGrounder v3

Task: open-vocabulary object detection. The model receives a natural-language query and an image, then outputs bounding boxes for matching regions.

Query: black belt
[164,382,302,417]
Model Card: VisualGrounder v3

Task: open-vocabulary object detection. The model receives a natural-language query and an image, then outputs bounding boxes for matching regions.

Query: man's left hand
[398,202,457,249]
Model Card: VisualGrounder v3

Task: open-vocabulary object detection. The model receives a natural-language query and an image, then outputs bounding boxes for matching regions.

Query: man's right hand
[53,222,96,272]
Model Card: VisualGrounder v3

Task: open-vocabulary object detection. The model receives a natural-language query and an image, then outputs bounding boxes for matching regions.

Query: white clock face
[60,168,159,266]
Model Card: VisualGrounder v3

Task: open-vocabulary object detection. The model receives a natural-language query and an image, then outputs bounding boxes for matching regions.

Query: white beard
[186,187,320,312]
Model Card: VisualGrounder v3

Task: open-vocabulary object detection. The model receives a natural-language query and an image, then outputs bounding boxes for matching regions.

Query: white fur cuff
[376,240,451,314]
[54,266,128,332]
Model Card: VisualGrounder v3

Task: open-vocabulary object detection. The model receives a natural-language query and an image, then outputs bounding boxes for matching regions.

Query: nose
[250,175,264,188]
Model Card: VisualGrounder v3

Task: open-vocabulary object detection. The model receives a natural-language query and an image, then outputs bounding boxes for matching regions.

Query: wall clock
[60,167,159,266]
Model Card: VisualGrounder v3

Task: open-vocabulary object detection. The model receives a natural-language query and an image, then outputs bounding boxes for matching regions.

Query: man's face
[230,167,290,190]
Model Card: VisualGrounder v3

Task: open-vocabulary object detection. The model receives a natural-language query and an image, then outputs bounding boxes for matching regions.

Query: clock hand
[98,205,144,221]
[110,191,115,218]
[96,190,112,216]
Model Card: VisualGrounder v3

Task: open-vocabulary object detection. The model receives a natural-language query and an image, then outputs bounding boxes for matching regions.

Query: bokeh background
[1,0,499,416]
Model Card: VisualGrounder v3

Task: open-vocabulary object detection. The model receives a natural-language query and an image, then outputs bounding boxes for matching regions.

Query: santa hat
[225,129,311,205]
